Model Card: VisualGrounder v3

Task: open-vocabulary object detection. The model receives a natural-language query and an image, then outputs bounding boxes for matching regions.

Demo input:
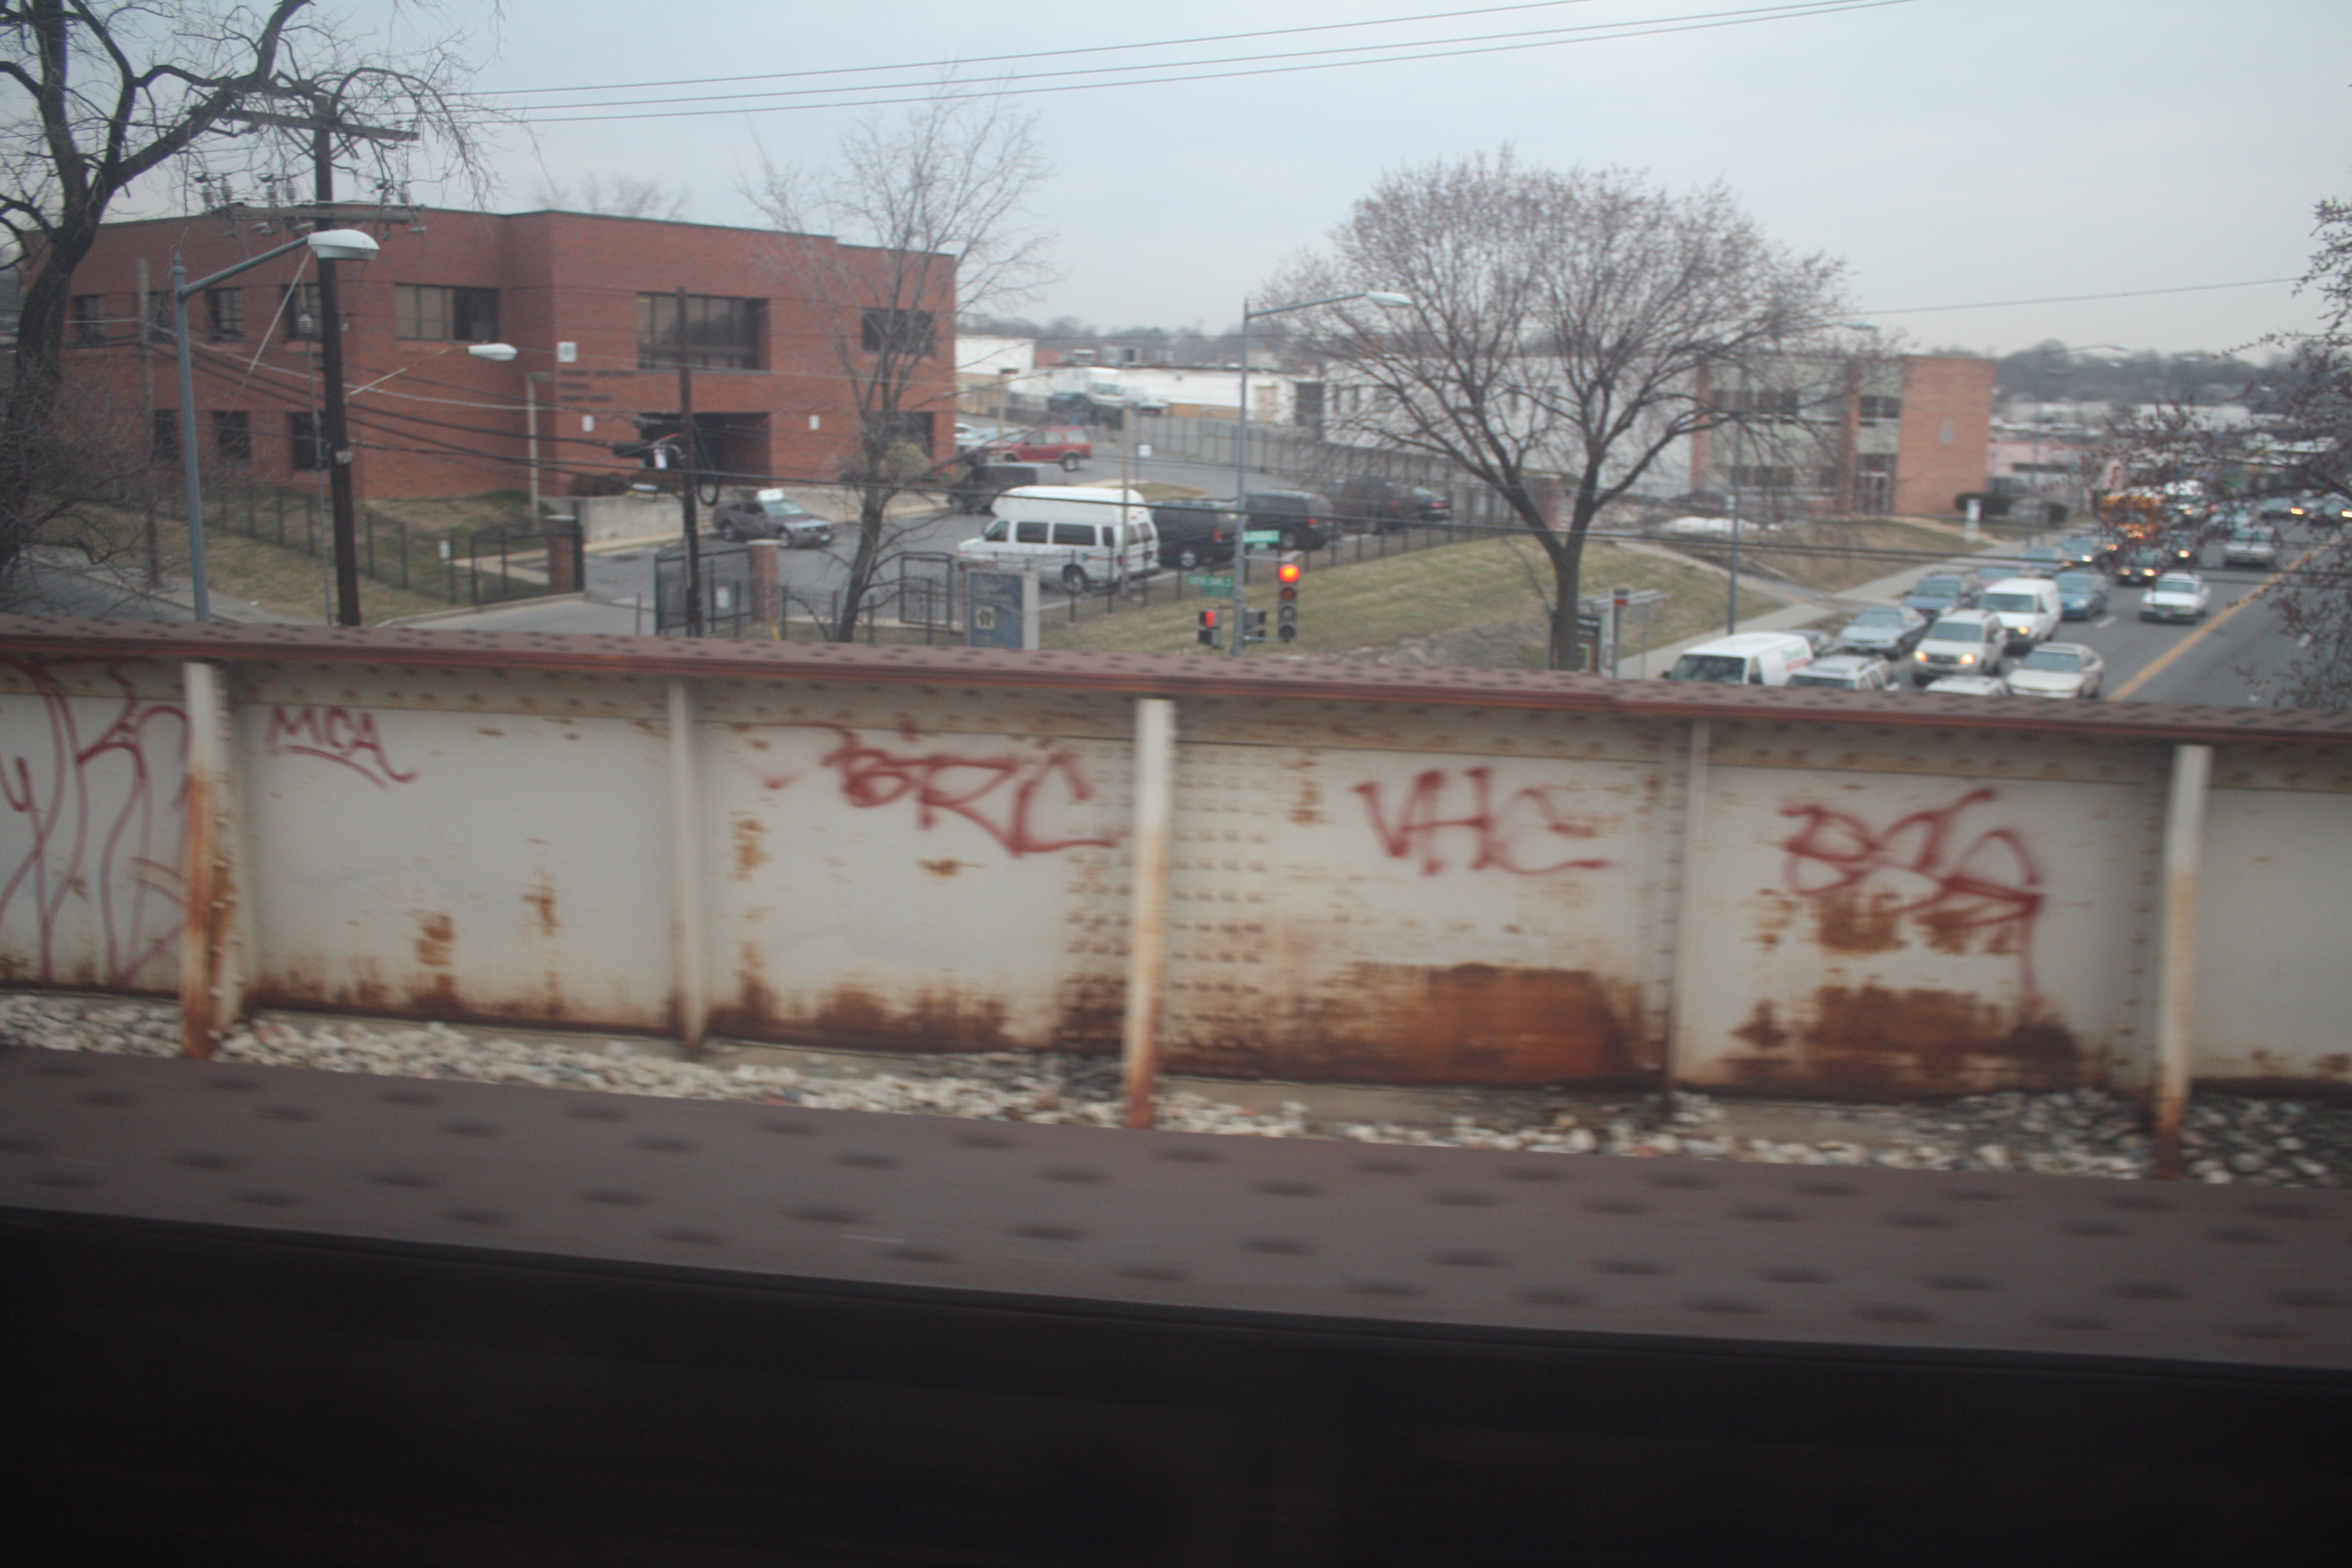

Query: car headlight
[1958,654,1976,664]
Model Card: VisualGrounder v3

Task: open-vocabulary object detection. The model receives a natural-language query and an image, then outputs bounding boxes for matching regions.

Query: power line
[1867,277,2302,316]
[508,1,1911,125]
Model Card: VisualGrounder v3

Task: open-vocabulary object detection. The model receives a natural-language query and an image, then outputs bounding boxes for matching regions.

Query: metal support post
[668,679,709,1056]
[2152,743,2212,1178]
[178,661,248,1057]
[1120,697,1177,1127]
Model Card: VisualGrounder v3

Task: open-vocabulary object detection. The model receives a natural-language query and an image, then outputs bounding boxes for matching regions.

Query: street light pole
[1231,290,1408,654]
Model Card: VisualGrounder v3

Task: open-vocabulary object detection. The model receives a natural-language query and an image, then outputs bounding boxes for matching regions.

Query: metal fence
[197,485,575,609]
[654,541,752,636]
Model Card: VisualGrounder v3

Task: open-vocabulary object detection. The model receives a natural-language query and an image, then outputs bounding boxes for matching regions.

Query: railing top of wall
[4,615,2348,748]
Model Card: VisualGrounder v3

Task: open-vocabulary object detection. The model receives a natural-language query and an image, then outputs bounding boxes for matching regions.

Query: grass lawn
[1040,534,1777,662]
[1675,515,1979,595]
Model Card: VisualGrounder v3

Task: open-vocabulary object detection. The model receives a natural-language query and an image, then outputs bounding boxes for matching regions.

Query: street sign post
[1187,573,1234,592]
[1241,530,1282,546]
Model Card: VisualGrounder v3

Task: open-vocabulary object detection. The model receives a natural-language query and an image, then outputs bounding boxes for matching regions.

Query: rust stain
[1179,962,1649,1086]
[522,880,559,938]
[1286,755,1326,827]
[1748,889,1798,953]
[919,857,968,878]
[413,911,455,970]
[1051,973,1126,1054]
[1918,905,2020,958]
[732,814,769,880]
[708,972,1015,1054]
[1716,984,2086,1101]
[1811,887,1907,954]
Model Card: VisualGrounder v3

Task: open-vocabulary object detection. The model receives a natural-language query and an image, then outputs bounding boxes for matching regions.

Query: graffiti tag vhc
[1778,787,2045,1001]
[786,725,1118,858]
[0,662,187,987]
[1354,767,1613,877]
[265,706,417,789]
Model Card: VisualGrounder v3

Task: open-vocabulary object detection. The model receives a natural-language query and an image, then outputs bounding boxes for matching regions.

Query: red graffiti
[0,661,187,988]
[805,726,1117,858]
[1353,767,1613,877]
[266,705,417,788]
[1779,787,2045,1001]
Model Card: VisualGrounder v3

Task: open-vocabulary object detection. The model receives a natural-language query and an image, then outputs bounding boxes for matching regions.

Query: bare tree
[1270,152,1847,668]
[0,0,500,587]
[2262,195,2352,707]
[530,171,690,220]
[745,87,1054,642]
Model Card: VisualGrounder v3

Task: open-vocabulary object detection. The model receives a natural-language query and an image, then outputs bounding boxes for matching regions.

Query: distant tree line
[1990,340,2292,409]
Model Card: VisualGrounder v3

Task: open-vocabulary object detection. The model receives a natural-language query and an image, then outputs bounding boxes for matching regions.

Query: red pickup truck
[987,426,1093,471]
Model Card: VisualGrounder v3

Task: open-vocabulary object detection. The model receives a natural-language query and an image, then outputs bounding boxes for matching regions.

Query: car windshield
[757,500,808,519]
[2054,572,2099,592]
[1788,672,1859,688]
[1980,592,2040,612]
[1665,654,1748,684]
[2059,537,2099,554]
[1922,621,1984,645]
[2020,648,2083,672]
[1913,577,1964,597]
[2154,575,2198,593]
[1849,607,1904,627]
[979,520,1008,541]
[2230,529,2269,541]
[2023,548,2062,561]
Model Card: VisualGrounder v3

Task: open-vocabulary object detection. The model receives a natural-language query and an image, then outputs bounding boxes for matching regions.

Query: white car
[1787,655,1899,691]
[1925,674,2011,696]
[2005,641,2106,699]
[2139,572,2212,622]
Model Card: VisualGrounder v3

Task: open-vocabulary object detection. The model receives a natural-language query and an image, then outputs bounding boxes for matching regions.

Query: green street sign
[1186,573,1234,592]
[1241,530,1282,545]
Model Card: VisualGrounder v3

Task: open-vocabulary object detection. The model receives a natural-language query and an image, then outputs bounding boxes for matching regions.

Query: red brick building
[56,208,958,501]
[1689,353,1994,519]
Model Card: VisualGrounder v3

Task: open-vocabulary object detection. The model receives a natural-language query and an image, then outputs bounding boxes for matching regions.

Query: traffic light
[1275,554,1304,642]
[1196,608,1220,647]
[1242,608,1268,642]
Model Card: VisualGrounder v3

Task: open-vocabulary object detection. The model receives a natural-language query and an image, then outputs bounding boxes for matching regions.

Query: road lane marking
[2109,540,2331,702]
[2092,614,2115,629]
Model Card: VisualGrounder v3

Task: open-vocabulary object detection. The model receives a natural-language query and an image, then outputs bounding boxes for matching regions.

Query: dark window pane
[206,288,245,341]
[151,410,178,462]
[861,307,936,358]
[639,293,762,370]
[212,410,252,464]
[71,295,106,345]
[288,411,322,471]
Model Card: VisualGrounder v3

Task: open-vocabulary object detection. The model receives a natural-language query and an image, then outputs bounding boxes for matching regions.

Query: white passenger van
[1662,631,1817,686]
[1975,576,2063,652]
[955,486,1157,592]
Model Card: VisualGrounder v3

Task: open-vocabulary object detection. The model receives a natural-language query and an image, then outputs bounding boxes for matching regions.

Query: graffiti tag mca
[0,662,186,987]
[1778,787,2046,1001]
[1354,767,1613,878]
[265,706,418,789]
[795,725,1119,858]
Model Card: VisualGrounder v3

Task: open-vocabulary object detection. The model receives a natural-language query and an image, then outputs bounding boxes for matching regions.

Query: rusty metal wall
[2,621,2348,1099]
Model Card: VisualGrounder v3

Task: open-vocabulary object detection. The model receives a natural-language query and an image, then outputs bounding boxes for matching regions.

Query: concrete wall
[3,620,2346,1102]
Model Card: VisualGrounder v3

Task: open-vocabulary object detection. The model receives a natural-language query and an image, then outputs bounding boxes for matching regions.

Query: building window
[151,410,177,462]
[1720,388,1803,420]
[147,290,176,344]
[1859,394,1902,425]
[396,283,500,342]
[212,410,252,465]
[639,293,764,370]
[71,295,106,345]
[283,283,324,339]
[205,287,245,341]
[287,411,322,471]
[1731,465,1796,490]
[861,307,936,358]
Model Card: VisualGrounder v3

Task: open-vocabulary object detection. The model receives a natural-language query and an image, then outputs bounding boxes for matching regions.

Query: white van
[1662,631,1817,686]
[955,486,1158,592]
[1975,576,2063,651]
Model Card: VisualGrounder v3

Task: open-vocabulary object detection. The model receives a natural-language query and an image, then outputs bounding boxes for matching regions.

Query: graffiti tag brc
[797,726,1118,858]
[265,706,417,789]
[1353,767,1613,877]
[0,662,187,988]
[1778,786,2045,1001]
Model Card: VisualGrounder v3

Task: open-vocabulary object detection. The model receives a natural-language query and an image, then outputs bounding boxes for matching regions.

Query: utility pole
[220,83,417,626]
[676,286,705,637]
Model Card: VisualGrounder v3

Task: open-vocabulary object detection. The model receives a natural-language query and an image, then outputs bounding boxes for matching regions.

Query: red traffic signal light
[1276,558,1304,586]
[1197,607,1220,647]
[1275,552,1303,642]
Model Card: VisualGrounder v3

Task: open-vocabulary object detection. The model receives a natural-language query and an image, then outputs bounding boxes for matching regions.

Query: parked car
[988,426,1093,471]
[1836,604,1928,659]
[2139,571,2212,622]
[1902,571,1985,616]
[2005,642,2106,699]
[1149,497,1236,569]
[1334,476,1449,531]
[1240,490,1336,551]
[1975,576,2063,652]
[1924,674,2012,696]
[2222,526,2281,567]
[2016,544,2068,577]
[1909,610,2008,685]
[946,462,1042,515]
[2112,547,2165,586]
[710,489,836,547]
[1662,631,1817,687]
[1788,655,1900,691]
[954,486,1155,592]
[2053,569,2110,620]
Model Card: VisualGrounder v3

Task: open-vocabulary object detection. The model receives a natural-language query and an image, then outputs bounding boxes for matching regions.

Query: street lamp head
[466,342,519,362]
[305,227,380,262]
[1364,292,1413,309]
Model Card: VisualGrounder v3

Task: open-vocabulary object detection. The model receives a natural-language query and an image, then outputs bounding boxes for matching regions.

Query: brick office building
[56,208,957,502]
[1688,353,1994,519]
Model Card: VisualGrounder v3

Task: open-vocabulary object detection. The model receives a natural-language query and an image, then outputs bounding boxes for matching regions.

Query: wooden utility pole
[676,285,704,637]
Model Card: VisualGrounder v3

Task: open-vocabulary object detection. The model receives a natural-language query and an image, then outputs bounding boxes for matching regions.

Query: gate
[653,541,751,636]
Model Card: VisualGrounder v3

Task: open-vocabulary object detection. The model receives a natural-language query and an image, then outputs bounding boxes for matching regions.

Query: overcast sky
[371,1,2351,356]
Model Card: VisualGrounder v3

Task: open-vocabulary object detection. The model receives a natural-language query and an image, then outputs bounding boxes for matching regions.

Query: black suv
[946,462,1042,515]
[1241,490,1334,551]
[1149,497,1236,569]
[1334,476,1450,532]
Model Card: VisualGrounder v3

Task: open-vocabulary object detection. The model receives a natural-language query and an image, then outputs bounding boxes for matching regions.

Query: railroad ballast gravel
[4,993,2344,1187]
